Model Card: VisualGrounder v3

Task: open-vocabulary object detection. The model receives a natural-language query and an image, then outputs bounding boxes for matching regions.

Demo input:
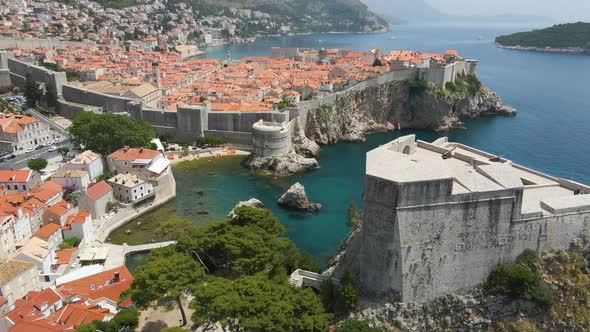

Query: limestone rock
[228,198,265,218]
[242,152,318,176]
[291,119,320,157]
[278,182,310,210]
[304,80,516,144]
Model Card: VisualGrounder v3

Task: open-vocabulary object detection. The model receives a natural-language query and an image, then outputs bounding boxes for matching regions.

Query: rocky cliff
[304,80,515,144]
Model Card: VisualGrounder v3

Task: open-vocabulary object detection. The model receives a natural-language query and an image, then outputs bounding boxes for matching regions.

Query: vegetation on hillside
[495,22,590,50]
[68,112,155,155]
[126,206,336,331]
[75,308,140,332]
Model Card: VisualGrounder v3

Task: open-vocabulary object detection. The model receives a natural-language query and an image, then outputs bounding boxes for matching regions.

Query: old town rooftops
[67,151,101,165]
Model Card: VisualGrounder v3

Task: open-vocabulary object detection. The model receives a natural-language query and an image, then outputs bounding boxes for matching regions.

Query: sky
[426,0,590,21]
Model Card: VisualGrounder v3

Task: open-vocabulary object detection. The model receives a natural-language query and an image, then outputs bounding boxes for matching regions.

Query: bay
[112,22,590,266]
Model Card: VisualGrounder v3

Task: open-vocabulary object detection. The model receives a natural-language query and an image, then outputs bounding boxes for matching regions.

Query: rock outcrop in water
[305,80,516,144]
[243,152,318,176]
[277,182,321,211]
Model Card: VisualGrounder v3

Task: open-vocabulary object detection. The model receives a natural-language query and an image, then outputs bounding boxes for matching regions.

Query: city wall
[7,58,67,95]
[0,37,94,50]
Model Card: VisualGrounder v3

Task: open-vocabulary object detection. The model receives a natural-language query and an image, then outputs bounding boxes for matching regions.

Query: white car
[26,147,34,153]
[70,262,78,269]
[48,145,57,152]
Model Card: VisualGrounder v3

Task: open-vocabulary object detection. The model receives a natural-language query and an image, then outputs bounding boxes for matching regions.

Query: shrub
[516,249,541,271]
[465,74,482,94]
[484,263,536,298]
[337,319,383,332]
[59,237,81,249]
[445,81,458,93]
[408,78,428,96]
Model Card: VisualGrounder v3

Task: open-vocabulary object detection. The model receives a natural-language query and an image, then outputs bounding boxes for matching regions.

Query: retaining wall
[62,84,133,113]
[203,130,252,146]
[0,37,94,50]
[8,58,67,95]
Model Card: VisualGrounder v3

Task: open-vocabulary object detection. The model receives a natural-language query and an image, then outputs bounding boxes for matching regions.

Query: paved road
[0,139,74,170]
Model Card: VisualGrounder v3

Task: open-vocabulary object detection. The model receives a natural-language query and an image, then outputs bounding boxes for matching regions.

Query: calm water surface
[112,22,590,265]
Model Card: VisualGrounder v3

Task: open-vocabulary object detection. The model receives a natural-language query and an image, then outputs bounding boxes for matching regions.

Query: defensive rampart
[7,58,67,95]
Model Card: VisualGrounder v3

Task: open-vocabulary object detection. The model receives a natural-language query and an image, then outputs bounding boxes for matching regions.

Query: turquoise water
[122,22,590,265]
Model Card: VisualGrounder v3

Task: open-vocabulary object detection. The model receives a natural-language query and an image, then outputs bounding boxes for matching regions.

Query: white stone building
[108,173,154,204]
[0,170,41,192]
[0,113,57,154]
[64,150,104,181]
[50,168,91,191]
[63,210,92,240]
[78,181,115,219]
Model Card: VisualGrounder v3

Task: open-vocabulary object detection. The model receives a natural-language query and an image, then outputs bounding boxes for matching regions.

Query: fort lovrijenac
[333,135,590,302]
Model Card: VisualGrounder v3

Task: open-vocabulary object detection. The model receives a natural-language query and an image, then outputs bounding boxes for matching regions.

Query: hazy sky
[427,0,590,21]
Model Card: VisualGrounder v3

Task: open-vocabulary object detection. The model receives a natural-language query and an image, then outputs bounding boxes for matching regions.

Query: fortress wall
[0,37,94,50]
[207,111,289,133]
[55,99,88,118]
[8,58,67,95]
[0,69,11,87]
[359,173,590,303]
[62,84,133,113]
[204,130,252,146]
[395,194,515,302]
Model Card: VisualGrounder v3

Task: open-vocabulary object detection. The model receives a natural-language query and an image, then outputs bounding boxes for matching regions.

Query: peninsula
[496,22,590,54]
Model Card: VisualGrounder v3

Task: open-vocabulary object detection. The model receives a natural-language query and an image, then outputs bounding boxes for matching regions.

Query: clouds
[426,0,590,21]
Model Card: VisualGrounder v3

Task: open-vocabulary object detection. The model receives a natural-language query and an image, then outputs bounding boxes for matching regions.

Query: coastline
[495,43,590,55]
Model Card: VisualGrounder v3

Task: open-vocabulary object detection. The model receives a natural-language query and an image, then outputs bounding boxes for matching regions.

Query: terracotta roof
[45,200,73,217]
[57,266,134,303]
[29,181,63,202]
[0,170,32,183]
[85,181,112,201]
[34,223,61,239]
[108,147,159,161]
[4,288,62,327]
[64,210,90,230]
[55,248,78,265]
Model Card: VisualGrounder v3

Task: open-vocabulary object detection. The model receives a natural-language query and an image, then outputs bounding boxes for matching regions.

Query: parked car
[0,153,16,162]
[48,145,57,152]
[35,144,45,150]
[26,147,34,153]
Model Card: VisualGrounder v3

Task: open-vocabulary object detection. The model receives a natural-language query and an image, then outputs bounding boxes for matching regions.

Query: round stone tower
[251,120,292,157]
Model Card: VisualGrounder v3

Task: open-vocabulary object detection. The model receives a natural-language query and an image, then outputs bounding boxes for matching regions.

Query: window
[22,185,26,190]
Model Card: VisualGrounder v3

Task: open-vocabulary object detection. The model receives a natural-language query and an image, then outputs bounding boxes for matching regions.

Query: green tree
[110,308,140,329]
[27,158,48,172]
[339,272,359,311]
[56,146,70,157]
[161,328,186,332]
[24,73,42,107]
[190,274,332,331]
[68,112,155,155]
[346,201,362,227]
[372,58,383,67]
[129,247,205,326]
[155,218,198,241]
[194,135,225,148]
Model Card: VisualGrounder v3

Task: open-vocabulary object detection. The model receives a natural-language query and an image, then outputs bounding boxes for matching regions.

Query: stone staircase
[332,232,361,280]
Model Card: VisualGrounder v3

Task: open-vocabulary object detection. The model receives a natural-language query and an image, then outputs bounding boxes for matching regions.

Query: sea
[118,22,590,271]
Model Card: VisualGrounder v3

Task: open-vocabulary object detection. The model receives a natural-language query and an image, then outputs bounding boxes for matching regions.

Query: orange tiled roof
[55,247,77,265]
[85,181,112,201]
[29,181,63,202]
[0,170,31,183]
[45,200,73,217]
[34,223,61,239]
[108,147,160,161]
[57,266,133,303]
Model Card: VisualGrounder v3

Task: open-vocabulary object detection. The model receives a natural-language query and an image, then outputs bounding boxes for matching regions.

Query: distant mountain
[495,22,590,52]
[361,0,443,23]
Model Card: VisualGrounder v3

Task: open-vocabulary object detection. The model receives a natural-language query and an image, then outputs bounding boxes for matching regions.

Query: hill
[98,0,389,34]
[496,22,590,53]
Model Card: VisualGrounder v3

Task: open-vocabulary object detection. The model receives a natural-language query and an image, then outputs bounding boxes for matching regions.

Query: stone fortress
[0,48,491,167]
[336,135,590,302]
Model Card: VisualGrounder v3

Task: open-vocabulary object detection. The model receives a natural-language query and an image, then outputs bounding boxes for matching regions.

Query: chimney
[139,147,144,153]
[113,271,120,283]
[123,146,129,152]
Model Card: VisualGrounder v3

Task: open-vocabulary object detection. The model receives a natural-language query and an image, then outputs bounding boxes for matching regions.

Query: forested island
[495,22,590,54]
